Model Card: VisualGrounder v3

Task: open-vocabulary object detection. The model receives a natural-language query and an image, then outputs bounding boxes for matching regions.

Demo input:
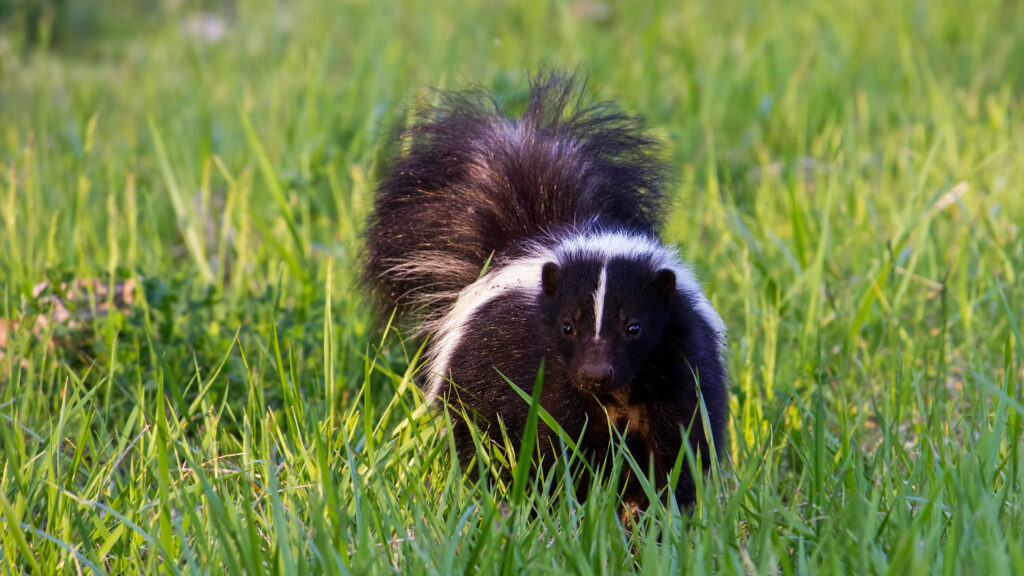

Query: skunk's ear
[541,262,561,296]
[651,269,676,303]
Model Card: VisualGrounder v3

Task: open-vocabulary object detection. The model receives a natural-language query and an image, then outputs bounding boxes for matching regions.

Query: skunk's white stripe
[553,231,726,338]
[423,229,727,401]
[422,255,548,400]
[592,265,607,341]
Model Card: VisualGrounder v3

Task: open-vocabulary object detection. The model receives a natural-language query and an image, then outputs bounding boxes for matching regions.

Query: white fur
[593,265,607,341]
[422,229,727,400]
[553,231,727,338]
[422,255,549,399]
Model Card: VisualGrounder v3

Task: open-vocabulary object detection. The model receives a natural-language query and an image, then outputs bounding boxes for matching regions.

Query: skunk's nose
[579,362,614,390]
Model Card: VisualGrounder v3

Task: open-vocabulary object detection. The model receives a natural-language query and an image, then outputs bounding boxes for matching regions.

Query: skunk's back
[364,73,671,325]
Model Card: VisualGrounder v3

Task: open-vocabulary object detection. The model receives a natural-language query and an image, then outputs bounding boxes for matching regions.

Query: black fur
[446,254,727,507]
[363,73,727,509]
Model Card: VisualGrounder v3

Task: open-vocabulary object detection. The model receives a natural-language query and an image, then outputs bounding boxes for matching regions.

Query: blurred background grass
[1,0,1023,573]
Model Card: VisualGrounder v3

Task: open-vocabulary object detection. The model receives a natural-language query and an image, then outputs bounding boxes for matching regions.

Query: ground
[0,0,1023,573]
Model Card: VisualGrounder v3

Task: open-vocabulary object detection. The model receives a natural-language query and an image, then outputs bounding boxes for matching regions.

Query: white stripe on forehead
[422,229,726,400]
[592,265,608,341]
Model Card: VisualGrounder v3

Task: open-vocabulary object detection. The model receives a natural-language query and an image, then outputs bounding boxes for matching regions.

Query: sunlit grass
[1,0,1023,573]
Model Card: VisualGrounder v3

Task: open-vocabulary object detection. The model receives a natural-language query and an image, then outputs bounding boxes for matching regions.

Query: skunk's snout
[578,362,615,391]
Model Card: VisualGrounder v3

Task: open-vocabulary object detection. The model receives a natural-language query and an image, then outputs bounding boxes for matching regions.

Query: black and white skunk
[364,73,728,507]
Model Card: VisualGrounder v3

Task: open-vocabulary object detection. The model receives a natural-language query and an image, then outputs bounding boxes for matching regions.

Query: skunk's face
[540,257,676,394]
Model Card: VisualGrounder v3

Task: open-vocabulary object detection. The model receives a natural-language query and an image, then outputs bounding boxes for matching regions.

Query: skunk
[364,73,728,508]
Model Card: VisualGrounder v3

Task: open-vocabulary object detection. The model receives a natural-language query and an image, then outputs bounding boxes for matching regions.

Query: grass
[1,0,1023,573]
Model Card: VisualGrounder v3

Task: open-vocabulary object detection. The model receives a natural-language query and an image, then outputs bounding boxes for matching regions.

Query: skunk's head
[540,257,676,394]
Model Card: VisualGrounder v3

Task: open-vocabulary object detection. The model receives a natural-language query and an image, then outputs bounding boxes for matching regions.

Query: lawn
[1,0,1023,573]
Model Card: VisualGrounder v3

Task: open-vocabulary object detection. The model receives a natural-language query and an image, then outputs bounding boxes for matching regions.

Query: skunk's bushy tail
[364,73,671,326]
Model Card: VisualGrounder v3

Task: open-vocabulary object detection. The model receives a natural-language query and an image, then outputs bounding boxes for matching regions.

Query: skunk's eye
[562,322,574,337]
[626,322,641,337]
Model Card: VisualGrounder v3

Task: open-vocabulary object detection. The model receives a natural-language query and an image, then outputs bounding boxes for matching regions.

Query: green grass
[1,0,1023,573]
